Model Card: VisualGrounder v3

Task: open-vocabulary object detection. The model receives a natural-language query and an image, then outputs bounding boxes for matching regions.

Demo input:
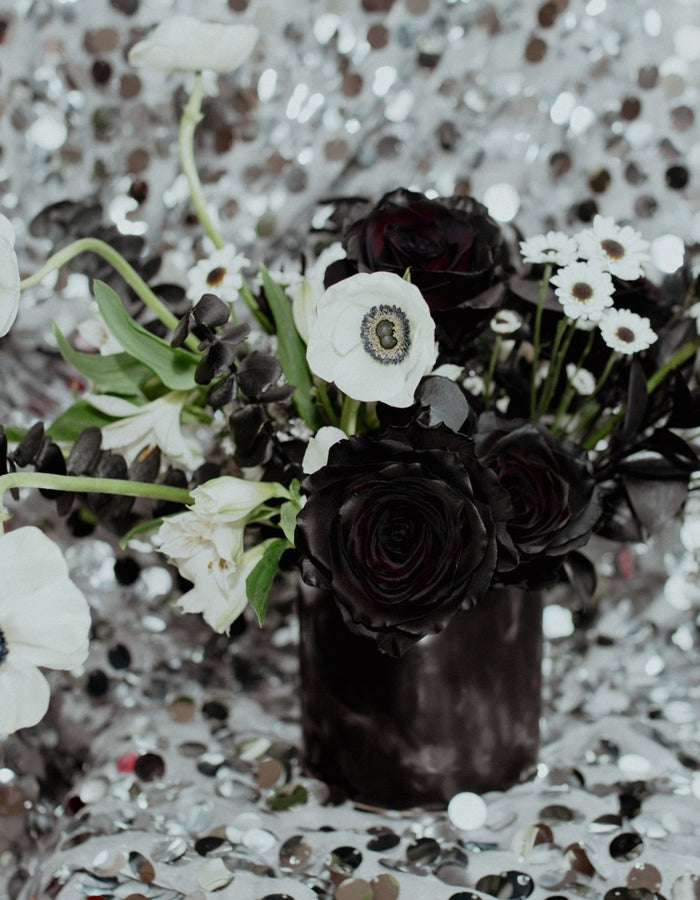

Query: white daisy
[128,15,259,75]
[186,244,250,304]
[490,309,523,335]
[577,215,649,281]
[565,364,596,396]
[551,262,614,321]
[0,527,91,735]
[306,271,437,408]
[598,308,658,355]
[519,231,579,267]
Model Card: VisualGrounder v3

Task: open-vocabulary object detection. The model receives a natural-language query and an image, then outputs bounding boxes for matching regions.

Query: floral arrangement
[1,15,699,734]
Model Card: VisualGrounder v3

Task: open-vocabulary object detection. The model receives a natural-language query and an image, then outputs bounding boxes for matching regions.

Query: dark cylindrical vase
[298,584,543,809]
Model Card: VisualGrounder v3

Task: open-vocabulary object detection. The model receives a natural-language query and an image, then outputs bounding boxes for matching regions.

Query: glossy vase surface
[298,583,543,809]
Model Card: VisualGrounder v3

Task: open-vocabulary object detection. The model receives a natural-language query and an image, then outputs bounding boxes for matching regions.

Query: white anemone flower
[301,426,347,474]
[306,271,437,408]
[186,244,250,304]
[128,16,259,74]
[577,215,649,281]
[598,308,658,355]
[519,231,579,267]
[156,511,271,633]
[291,242,347,343]
[84,391,202,468]
[550,262,614,322]
[565,364,596,396]
[0,527,91,735]
[0,213,20,338]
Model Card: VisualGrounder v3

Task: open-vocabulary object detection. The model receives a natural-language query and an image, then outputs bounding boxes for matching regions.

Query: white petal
[0,214,16,248]
[84,393,144,416]
[302,426,347,474]
[0,236,20,337]
[191,477,283,520]
[0,660,51,734]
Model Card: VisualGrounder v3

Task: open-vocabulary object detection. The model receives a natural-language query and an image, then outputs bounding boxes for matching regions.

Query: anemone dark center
[616,326,636,343]
[572,281,594,301]
[0,627,7,666]
[601,238,625,260]
[360,304,411,364]
[207,266,227,287]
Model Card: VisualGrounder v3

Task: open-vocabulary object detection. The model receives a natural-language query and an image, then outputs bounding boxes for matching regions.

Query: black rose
[326,188,511,351]
[295,428,513,656]
[475,413,602,586]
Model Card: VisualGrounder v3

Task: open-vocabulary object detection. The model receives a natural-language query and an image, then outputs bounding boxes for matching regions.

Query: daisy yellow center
[0,627,7,666]
[616,326,635,343]
[601,238,625,260]
[207,266,227,287]
[360,304,411,364]
[572,282,593,301]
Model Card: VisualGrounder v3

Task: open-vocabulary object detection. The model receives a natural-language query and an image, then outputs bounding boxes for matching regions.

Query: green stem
[340,396,361,436]
[577,350,620,449]
[179,73,225,250]
[19,237,200,353]
[314,377,340,427]
[483,336,502,409]
[537,318,577,419]
[530,263,552,417]
[0,472,193,521]
[534,315,567,419]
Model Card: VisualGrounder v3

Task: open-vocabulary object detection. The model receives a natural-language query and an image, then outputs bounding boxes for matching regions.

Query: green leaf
[265,784,308,811]
[246,537,291,626]
[94,280,199,390]
[260,267,319,430]
[47,401,118,443]
[279,500,298,544]
[53,324,151,395]
[119,516,165,549]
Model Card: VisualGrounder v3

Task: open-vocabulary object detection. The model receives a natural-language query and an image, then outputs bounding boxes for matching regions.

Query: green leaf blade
[53,324,151,395]
[246,537,291,626]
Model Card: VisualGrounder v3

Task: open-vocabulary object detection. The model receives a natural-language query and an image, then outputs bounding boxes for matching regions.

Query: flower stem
[340,396,361,436]
[0,472,193,522]
[314,377,340,427]
[576,350,620,448]
[483,336,502,409]
[19,237,200,353]
[536,318,577,419]
[179,73,225,250]
[529,263,552,417]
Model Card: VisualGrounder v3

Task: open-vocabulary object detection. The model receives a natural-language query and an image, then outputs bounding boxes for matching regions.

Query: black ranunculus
[325,188,511,351]
[475,413,603,586]
[295,428,513,656]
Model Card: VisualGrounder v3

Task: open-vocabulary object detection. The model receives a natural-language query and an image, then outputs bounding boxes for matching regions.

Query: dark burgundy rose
[475,413,602,586]
[325,188,511,351]
[295,427,514,656]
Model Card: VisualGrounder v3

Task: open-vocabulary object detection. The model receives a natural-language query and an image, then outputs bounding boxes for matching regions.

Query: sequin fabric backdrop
[2,1,700,899]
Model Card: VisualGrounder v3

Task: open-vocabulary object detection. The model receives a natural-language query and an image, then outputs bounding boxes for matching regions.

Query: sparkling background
[1,0,700,898]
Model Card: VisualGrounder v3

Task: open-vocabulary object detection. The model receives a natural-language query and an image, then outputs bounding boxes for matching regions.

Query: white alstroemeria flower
[0,527,91,735]
[490,309,522,335]
[598,308,658,355]
[76,302,122,355]
[302,426,347,474]
[577,215,649,281]
[551,262,614,322]
[291,243,347,342]
[306,271,437,408]
[84,391,202,468]
[0,214,20,338]
[519,231,579,267]
[128,16,259,74]
[156,511,270,633]
[188,476,287,522]
[186,244,250,304]
[565,364,596,396]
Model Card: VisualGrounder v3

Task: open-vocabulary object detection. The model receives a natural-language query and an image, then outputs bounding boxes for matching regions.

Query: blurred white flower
[0,527,91,735]
[302,426,347,474]
[128,16,259,74]
[0,213,20,338]
[187,244,250,303]
[565,364,596,396]
[577,215,649,281]
[598,308,658,355]
[291,243,346,343]
[551,262,614,322]
[85,391,202,468]
[431,363,464,381]
[490,309,522,335]
[306,271,436,408]
[519,231,579,267]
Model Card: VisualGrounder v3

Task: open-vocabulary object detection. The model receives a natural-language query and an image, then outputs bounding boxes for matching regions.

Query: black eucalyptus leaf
[190,461,222,489]
[229,405,274,467]
[87,452,128,514]
[416,376,472,433]
[207,372,238,409]
[258,385,296,404]
[171,310,195,348]
[0,427,7,476]
[561,551,597,605]
[195,341,237,385]
[66,427,103,475]
[13,422,46,467]
[130,444,162,484]
[618,359,647,446]
[218,322,251,344]
[193,293,230,329]
[36,442,68,499]
[237,352,282,398]
[154,466,189,518]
